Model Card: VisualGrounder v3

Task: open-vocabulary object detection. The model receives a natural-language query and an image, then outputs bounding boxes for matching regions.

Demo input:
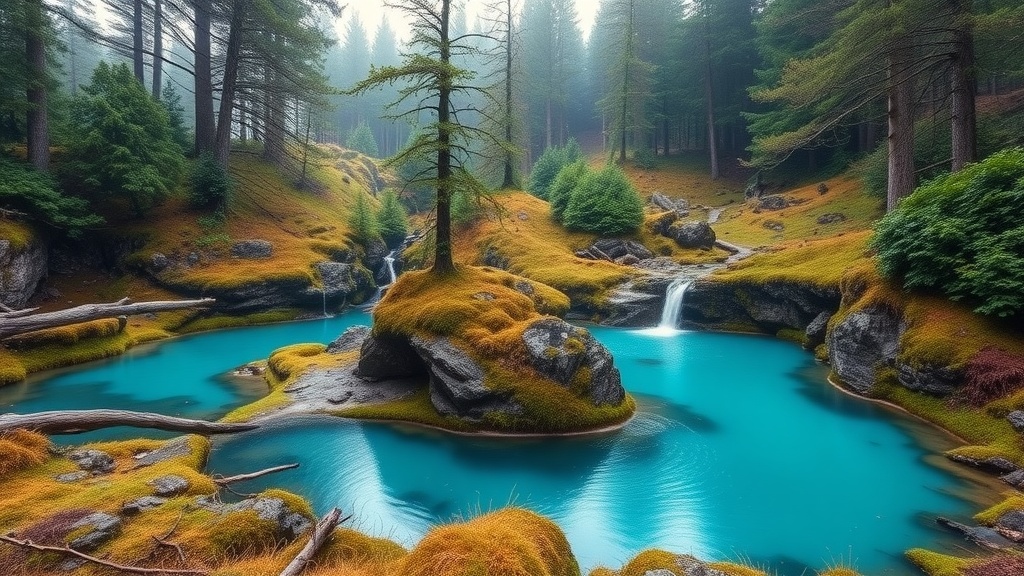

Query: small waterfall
[657,278,691,331]
[384,253,397,285]
[321,286,328,318]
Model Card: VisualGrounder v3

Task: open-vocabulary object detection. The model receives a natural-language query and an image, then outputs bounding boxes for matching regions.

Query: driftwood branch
[0,410,258,435]
[0,297,216,340]
[214,463,299,487]
[278,508,347,576]
[0,534,208,575]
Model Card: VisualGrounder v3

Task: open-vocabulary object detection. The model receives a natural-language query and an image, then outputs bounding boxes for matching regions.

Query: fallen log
[0,297,215,340]
[0,534,208,575]
[214,463,299,487]
[278,508,347,576]
[0,410,258,435]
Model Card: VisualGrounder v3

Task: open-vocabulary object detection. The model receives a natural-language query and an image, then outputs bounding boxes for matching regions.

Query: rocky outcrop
[231,239,273,259]
[938,517,1018,550]
[827,305,904,395]
[68,512,121,552]
[132,436,194,468]
[197,495,312,541]
[68,449,115,474]
[575,238,654,264]
[895,360,963,395]
[601,277,675,327]
[326,325,371,354]
[0,237,47,309]
[149,474,190,496]
[411,336,522,420]
[650,193,690,216]
[521,318,625,406]
[357,333,427,381]
[685,279,840,335]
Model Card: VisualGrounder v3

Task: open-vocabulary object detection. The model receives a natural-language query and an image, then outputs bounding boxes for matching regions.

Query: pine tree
[376,188,409,248]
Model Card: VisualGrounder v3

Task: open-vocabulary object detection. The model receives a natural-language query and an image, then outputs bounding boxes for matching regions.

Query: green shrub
[376,188,409,248]
[0,156,102,237]
[633,147,657,169]
[549,160,588,223]
[190,153,231,209]
[872,147,1024,318]
[527,138,583,199]
[348,192,379,244]
[346,121,379,157]
[452,188,480,226]
[563,164,644,236]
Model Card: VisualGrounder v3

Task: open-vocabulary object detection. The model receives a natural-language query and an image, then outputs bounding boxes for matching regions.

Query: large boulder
[667,221,716,250]
[410,336,521,420]
[0,237,48,309]
[827,306,904,395]
[218,496,312,541]
[804,310,831,349]
[896,360,963,396]
[521,318,625,406]
[314,261,374,303]
[685,280,840,335]
[650,192,689,215]
[357,333,427,381]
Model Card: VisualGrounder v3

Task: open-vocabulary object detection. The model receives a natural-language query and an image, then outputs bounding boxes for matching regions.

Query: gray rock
[1002,469,1024,489]
[996,510,1024,534]
[326,325,371,354]
[513,280,534,296]
[896,361,963,396]
[186,251,200,266]
[762,220,785,232]
[521,317,625,406]
[1008,411,1024,433]
[948,453,1019,474]
[363,238,389,274]
[938,517,1017,550]
[410,336,517,419]
[632,257,686,275]
[816,212,846,225]
[150,252,169,272]
[225,497,312,540]
[644,571,676,576]
[149,474,189,496]
[685,280,840,335]
[357,334,426,381]
[601,276,676,327]
[68,449,115,474]
[315,262,359,298]
[668,221,716,250]
[758,195,788,211]
[132,437,192,468]
[122,496,168,515]
[482,246,509,269]
[827,306,904,394]
[590,238,654,261]
[55,471,89,483]
[68,512,121,552]
[804,310,831,349]
[650,192,689,215]
[231,239,273,259]
[0,237,48,309]
[675,555,729,576]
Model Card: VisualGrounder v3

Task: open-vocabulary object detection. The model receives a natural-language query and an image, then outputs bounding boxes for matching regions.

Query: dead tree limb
[0,534,208,575]
[278,508,347,576]
[0,297,216,340]
[0,410,258,435]
[214,463,299,487]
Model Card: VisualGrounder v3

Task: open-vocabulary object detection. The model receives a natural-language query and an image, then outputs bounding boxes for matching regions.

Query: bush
[346,121,380,157]
[548,160,588,223]
[348,192,379,244]
[376,188,409,248]
[451,188,480,226]
[0,156,102,237]
[872,147,1024,317]
[189,153,231,209]
[563,164,644,236]
[63,62,184,218]
[634,147,657,169]
[527,138,583,199]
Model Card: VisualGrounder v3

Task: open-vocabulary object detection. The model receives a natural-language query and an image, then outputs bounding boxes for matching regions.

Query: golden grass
[618,154,747,208]
[619,549,684,576]
[712,176,884,247]
[974,495,1024,525]
[709,562,769,576]
[0,430,50,476]
[397,507,579,576]
[905,549,972,576]
[714,230,873,287]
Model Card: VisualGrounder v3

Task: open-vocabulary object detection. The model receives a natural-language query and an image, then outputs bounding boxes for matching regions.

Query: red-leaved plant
[950,347,1024,408]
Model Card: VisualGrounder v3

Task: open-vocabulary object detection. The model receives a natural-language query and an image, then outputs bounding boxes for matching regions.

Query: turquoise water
[4,316,986,573]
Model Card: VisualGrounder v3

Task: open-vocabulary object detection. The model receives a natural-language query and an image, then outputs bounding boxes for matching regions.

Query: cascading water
[658,278,691,330]
[369,249,400,304]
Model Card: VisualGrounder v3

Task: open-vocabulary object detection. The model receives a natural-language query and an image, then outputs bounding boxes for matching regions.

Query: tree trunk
[0,409,257,435]
[703,37,719,180]
[501,0,515,189]
[194,0,216,156]
[278,508,344,576]
[949,0,977,172]
[545,99,552,149]
[215,0,246,167]
[0,297,215,340]
[133,0,145,83]
[25,0,49,172]
[619,0,634,163]
[433,0,455,275]
[152,0,163,99]
[887,42,915,211]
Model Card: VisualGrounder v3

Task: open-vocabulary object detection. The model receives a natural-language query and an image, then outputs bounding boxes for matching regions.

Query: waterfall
[384,252,397,285]
[321,286,328,318]
[657,278,691,331]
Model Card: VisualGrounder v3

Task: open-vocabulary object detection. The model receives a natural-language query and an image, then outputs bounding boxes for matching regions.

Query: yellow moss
[905,548,971,576]
[176,309,304,334]
[817,568,861,576]
[716,231,872,288]
[0,219,35,250]
[708,562,768,576]
[0,430,50,476]
[588,568,618,576]
[619,549,682,576]
[398,507,580,576]
[974,495,1024,525]
[334,389,474,432]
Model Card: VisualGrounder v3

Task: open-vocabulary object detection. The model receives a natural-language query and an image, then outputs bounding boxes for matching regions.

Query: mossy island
[243,265,636,435]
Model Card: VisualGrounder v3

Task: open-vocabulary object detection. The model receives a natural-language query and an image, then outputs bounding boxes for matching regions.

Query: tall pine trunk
[501,0,515,189]
[133,0,144,83]
[215,1,246,167]
[152,0,163,99]
[703,39,719,179]
[433,0,455,275]
[25,0,49,171]
[194,0,216,156]
[886,43,915,211]
[949,0,977,172]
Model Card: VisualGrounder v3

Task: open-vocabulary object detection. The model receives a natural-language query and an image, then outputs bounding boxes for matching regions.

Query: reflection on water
[6,313,995,574]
